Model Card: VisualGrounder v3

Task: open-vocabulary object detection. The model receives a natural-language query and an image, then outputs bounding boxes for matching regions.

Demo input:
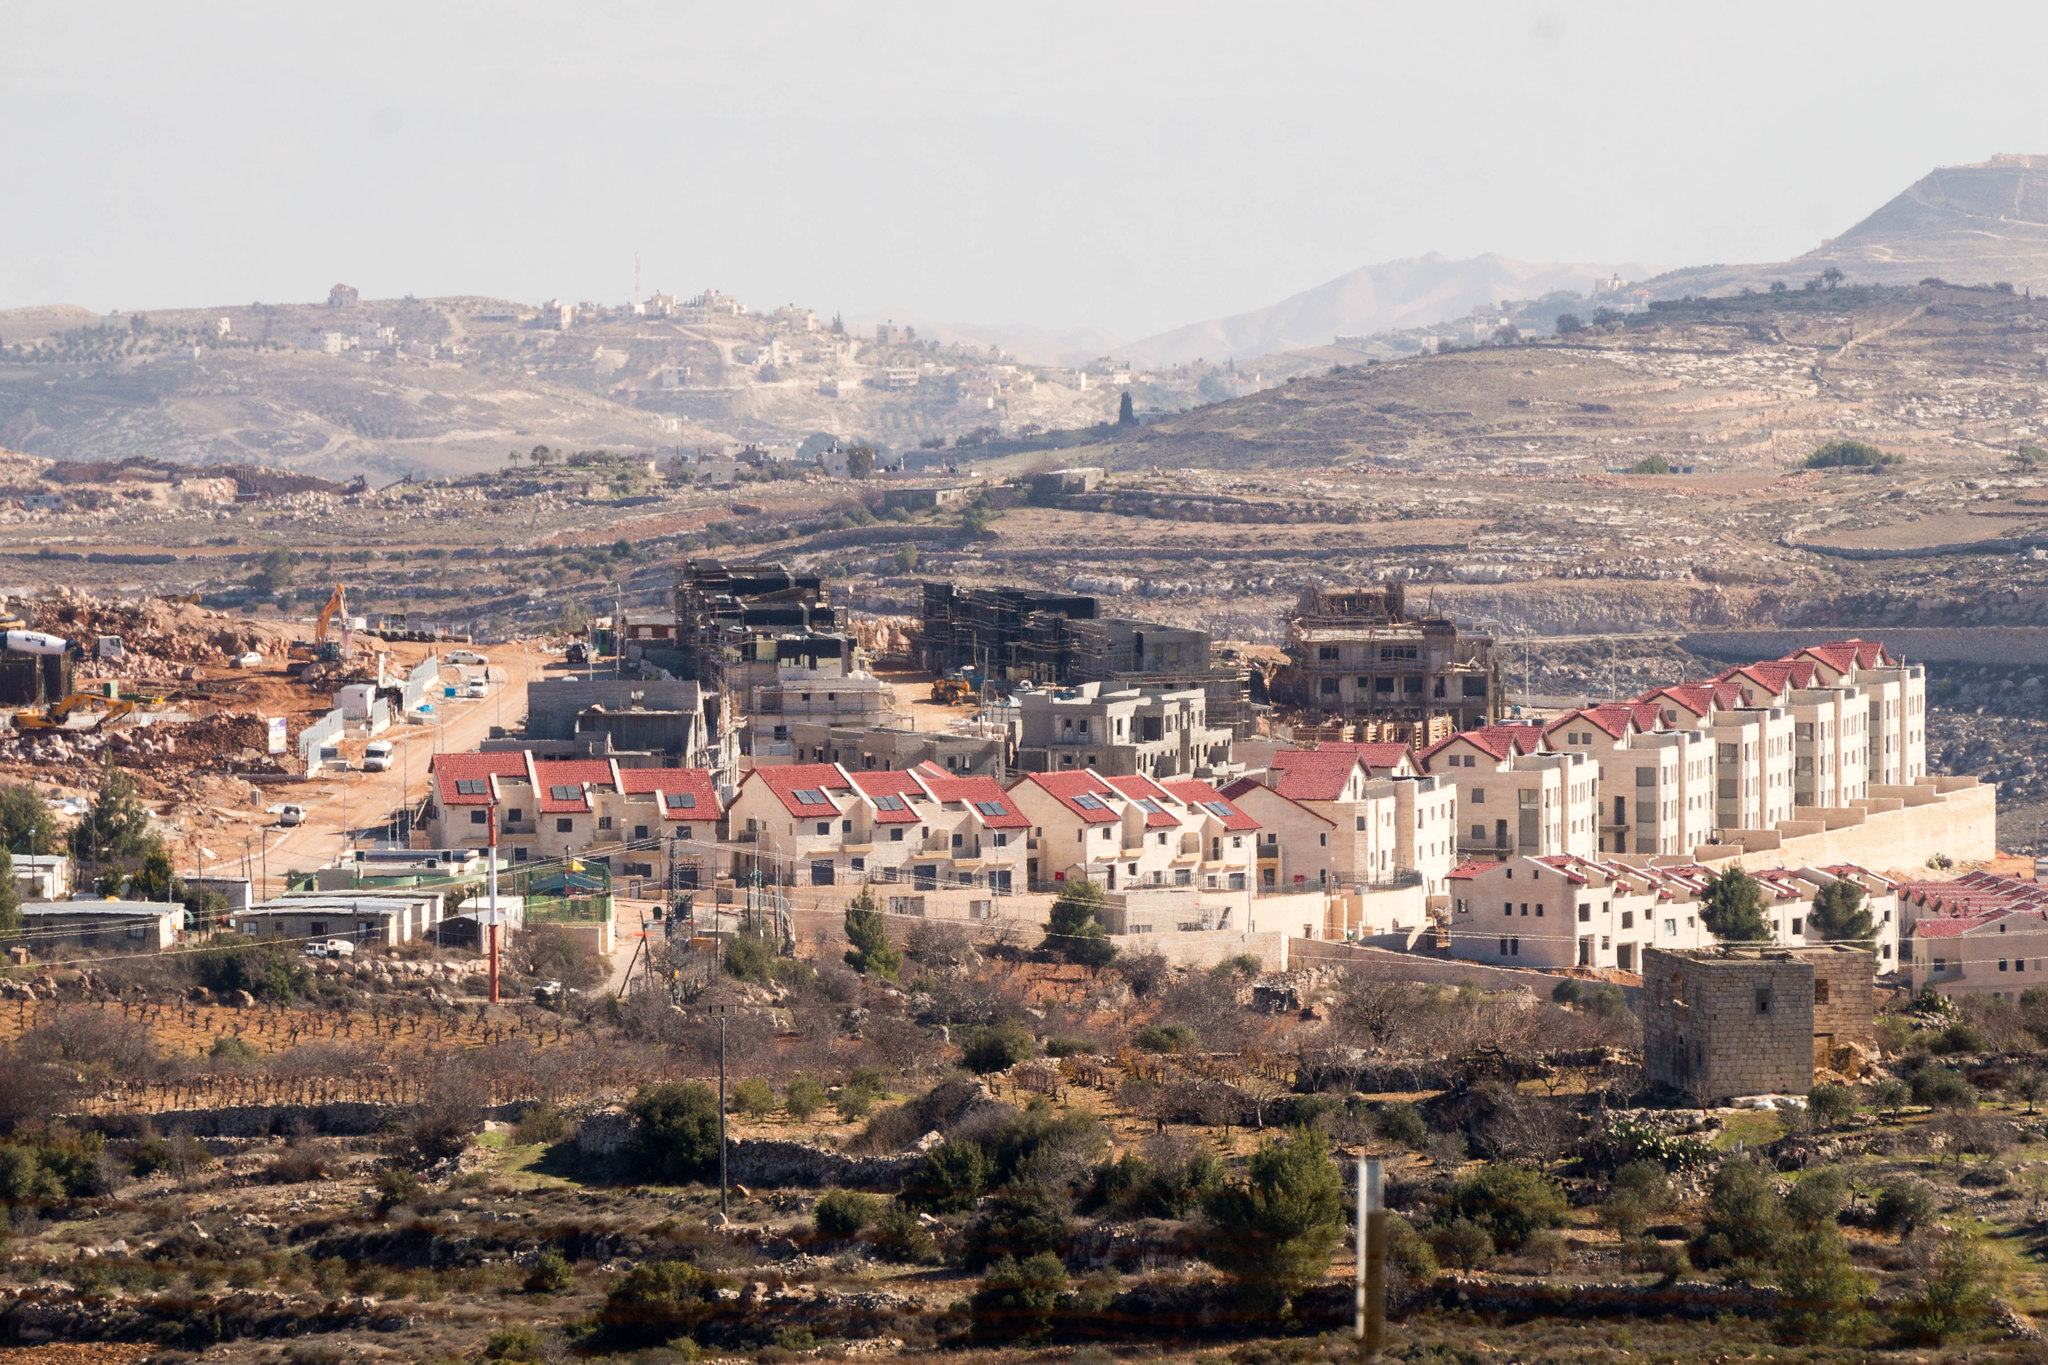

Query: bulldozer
[929,668,978,704]
[13,692,135,733]
[288,587,352,665]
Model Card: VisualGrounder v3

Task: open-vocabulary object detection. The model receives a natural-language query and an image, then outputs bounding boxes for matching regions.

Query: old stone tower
[1642,945,1873,1102]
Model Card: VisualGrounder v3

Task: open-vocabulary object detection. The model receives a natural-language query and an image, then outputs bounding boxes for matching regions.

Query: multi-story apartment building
[1012,682,1232,779]
[1221,746,1457,894]
[1420,728,1597,861]
[1546,705,1716,856]
[1448,856,1899,972]
[423,753,724,890]
[1783,640,1926,785]
[1008,768,1259,893]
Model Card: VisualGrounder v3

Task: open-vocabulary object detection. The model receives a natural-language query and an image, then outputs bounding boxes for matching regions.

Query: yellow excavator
[288,587,350,664]
[13,692,135,733]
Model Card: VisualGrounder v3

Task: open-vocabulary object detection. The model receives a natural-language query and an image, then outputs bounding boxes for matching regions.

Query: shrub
[192,942,309,1003]
[405,1069,486,1167]
[0,1147,59,1205]
[731,1077,775,1119]
[1600,1161,1671,1239]
[1807,1083,1858,1130]
[513,1105,568,1146]
[813,1189,879,1238]
[1386,1213,1439,1282]
[962,1022,1036,1073]
[1427,1217,1494,1270]
[374,1168,419,1215]
[1044,1036,1097,1059]
[1694,1158,1786,1266]
[626,1082,721,1183]
[1871,1078,1910,1117]
[1909,1063,1977,1109]
[1041,878,1117,970]
[1775,1226,1871,1342]
[900,1139,988,1213]
[868,1200,939,1263]
[1872,1176,1936,1237]
[1201,1126,1346,1316]
[1784,1167,1847,1229]
[524,1249,574,1295]
[1900,1227,2000,1342]
[483,1325,544,1361]
[1804,440,1899,470]
[1927,1021,1988,1055]
[962,1183,1072,1271]
[1133,1023,1198,1055]
[844,884,903,978]
[970,1252,1066,1341]
[598,1259,722,1344]
[721,926,776,985]
[1439,1163,1568,1252]
[1374,1102,1428,1150]
[784,1075,827,1122]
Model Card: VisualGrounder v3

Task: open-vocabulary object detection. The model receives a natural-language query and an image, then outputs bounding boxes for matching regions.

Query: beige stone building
[1641,945,1873,1101]
[1420,727,1597,862]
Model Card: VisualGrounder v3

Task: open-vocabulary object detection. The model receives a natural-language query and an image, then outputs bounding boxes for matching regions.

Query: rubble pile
[26,589,286,678]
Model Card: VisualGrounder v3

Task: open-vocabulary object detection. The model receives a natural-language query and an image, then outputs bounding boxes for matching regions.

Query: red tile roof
[1220,776,1334,827]
[1446,860,1496,881]
[851,770,931,824]
[912,767,1031,828]
[1543,705,1640,742]
[1016,770,1123,823]
[533,758,617,813]
[1162,779,1259,832]
[1268,748,1367,802]
[747,763,855,817]
[616,766,721,821]
[431,752,531,806]
[1313,741,1417,775]
[1105,774,1182,827]
[1420,724,1547,767]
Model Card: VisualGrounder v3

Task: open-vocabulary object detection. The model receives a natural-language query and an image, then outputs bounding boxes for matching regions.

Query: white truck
[361,740,394,772]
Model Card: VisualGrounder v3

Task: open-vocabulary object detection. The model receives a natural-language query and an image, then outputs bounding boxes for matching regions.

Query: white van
[361,740,394,772]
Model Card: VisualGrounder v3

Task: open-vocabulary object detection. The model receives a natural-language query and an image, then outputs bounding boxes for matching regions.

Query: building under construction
[1278,581,1499,732]
[674,560,860,694]
[919,582,1258,735]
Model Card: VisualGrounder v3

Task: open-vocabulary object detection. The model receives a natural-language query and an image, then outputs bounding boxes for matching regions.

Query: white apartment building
[1546,704,1715,856]
[1782,640,1927,786]
[1013,682,1232,779]
[1009,768,1258,894]
[1421,727,1597,861]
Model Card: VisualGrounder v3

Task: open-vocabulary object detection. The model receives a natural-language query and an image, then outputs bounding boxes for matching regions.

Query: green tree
[1776,1223,1871,1342]
[1902,1227,2000,1342]
[844,443,877,479]
[813,1189,880,1237]
[127,836,175,902]
[1804,440,1899,471]
[843,882,902,978]
[893,545,920,574]
[731,1076,775,1118]
[1042,878,1117,969]
[625,1082,722,1184]
[901,1138,989,1213]
[784,1074,827,1122]
[1554,312,1586,335]
[1201,1126,1345,1317]
[1699,867,1770,941]
[1694,1158,1786,1266]
[1118,391,1136,426]
[1628,454,1672,474]
[0,848,19,935]
[0,785,59,855]
[1440,1163,1569,1251]
[969,1252,1067,1341]
[1808,879,1875,943]
[70,763,152,866]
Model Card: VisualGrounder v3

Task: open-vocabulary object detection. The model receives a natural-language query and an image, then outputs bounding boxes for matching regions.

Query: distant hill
[1655,154,2048,296]
[1120,253,1668,367]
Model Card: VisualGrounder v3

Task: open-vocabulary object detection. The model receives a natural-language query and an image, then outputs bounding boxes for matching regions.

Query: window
[1815,979,1831,1004]
[1664,918,1676,937]
[507,808,523,822]
[1620,911,1633,929]
[816,821,830,836]
[1357,816,1366,831]
[890,828,904,842]
[1791,917,1802,936]
[634,825,648,840]
[470,810,488,825]
[597,815,612,830]
[1755,986,1772,1015]
[556,818,573,833]
[1578,903,1590,923]
[1471,788,1485,805]
[1504,902,1513,917]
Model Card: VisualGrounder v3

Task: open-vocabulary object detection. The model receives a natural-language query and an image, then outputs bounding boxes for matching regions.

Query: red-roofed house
[1008,769,1257,894]
[1546,707,1716,856]
[728,763,862,886]
[1445,854,1714,970]
[1419,731,1596,862]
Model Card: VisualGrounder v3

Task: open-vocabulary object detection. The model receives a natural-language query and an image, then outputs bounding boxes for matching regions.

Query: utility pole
[716,1005,729,1219]
[1356,1156,1385,1357]
[487,796,501,1004]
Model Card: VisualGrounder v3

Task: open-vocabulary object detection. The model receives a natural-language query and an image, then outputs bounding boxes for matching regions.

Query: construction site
[1274,580,1501,736]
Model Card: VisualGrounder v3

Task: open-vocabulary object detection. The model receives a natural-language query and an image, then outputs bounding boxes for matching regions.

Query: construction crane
[13,692,134,733]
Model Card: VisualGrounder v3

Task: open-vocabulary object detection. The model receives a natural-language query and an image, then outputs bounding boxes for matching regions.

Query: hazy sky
[7,1,2048,339]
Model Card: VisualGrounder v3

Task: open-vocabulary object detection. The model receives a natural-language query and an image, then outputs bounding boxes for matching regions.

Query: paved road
[209,643,537,896]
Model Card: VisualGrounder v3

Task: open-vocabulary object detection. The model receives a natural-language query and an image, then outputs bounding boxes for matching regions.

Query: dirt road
[206,643,538,896]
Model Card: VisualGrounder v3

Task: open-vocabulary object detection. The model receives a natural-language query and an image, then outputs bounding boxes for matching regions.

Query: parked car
[278,804,305,827]
[445,649,489,666]
[230,652,264,668]
[361,740,394,772]
[465,678,488,698]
